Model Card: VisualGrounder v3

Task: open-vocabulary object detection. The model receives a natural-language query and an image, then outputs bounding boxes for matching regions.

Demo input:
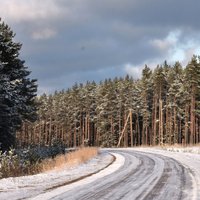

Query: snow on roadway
[0,151,122,200]
[31,153,124,200]
[34,147,200,200]
[0,147,200,200]
[130,147,200,200]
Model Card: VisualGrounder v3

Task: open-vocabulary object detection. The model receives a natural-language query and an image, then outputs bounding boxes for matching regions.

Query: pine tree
[0,19,37,150]
[140,65,153,145]
[185,55,200,144]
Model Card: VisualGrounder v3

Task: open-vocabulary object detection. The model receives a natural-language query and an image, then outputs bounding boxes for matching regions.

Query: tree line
[17,58,200,147]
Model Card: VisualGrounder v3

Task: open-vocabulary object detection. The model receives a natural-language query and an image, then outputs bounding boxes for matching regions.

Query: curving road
[32,149,200,200]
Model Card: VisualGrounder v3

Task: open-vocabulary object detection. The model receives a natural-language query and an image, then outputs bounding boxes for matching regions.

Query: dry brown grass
[41,147,99,172]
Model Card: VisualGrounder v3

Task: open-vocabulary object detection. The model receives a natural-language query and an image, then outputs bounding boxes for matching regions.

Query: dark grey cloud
[85,0,200,28]
[1,0,200,94]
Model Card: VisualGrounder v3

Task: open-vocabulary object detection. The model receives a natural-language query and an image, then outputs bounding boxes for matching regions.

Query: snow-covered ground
[1,147,200,200]
[131,147,200,199]
[0,151,118,200]
[33,148,200,200]
[162,145,200,154]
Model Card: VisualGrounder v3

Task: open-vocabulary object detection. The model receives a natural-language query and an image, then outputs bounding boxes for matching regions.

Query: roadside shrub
[0,143,65,179]
[0,149,22,178]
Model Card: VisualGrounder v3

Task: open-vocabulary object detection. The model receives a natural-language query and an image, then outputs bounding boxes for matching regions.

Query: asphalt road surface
[40,149,199,200]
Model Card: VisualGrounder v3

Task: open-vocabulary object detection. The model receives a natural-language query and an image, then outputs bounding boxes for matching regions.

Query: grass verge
[0,147,98,179]
[41,147,99,172]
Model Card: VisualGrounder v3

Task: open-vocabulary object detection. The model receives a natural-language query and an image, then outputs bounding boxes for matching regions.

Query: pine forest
[16,58,200,148]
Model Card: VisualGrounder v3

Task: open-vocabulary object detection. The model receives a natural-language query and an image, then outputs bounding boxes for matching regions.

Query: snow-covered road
[32,148,200,200]
[1,148,200,200]
[0,151,114,200]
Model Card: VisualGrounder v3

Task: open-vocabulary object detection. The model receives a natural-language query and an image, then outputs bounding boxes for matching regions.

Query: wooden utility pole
[124,113,127,147]
[130,109,133,147]
[117,110,132,147]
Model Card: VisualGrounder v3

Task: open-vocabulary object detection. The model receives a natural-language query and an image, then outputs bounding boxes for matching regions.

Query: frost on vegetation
[163,146,200,154]
[0,143,65,179]
[0,149,24,179]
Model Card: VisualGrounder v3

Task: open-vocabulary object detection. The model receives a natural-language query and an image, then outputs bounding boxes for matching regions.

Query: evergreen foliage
[17,57,200,147]
[0,19,37,150]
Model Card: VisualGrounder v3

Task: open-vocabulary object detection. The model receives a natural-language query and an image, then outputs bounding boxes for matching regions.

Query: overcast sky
[1,0,200,94]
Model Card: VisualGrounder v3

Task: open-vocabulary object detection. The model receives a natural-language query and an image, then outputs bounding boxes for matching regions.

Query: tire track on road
[37,149,196,200]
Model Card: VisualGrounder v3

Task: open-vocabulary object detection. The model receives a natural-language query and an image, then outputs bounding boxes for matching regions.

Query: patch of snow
[162,146,200,154]
[31,152,124,200]
[0,151,119,200]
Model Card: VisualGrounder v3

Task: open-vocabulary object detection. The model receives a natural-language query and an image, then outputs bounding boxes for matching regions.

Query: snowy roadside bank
[0,150,122,200]
[162,146,200,154]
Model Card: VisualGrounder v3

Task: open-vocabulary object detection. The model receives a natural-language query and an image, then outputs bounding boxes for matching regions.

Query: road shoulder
[0,151,123,200]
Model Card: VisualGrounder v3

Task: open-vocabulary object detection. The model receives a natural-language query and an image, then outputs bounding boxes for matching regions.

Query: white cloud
[150,39,171,51]
[31,28,57,40]
[124,60,164,79]
[0,0,88,41]
[150,30,181,51]
[123,28,200,80]
[148,30,200,66]
[168,36,200,65]
[0,0,63,23]
[124,63,143,79]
